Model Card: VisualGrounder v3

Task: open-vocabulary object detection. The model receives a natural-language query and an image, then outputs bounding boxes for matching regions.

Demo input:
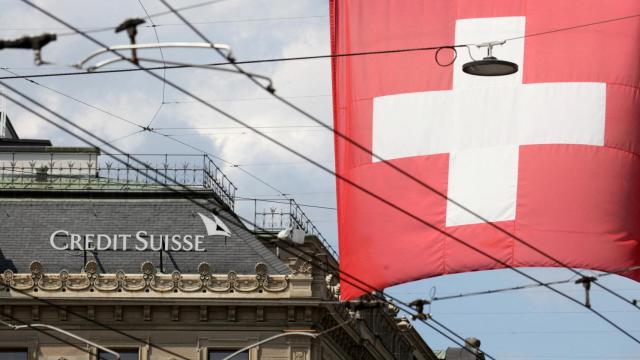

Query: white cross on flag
[330,0,640,299]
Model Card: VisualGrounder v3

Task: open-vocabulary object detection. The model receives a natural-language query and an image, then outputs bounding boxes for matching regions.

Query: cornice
[1,260,313,299]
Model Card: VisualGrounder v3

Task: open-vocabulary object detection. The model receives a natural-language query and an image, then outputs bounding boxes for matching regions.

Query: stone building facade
[0,117,438,360]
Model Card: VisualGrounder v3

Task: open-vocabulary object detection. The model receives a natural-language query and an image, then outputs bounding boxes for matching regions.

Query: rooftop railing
[0,152,237,209]
[253,198,339,259]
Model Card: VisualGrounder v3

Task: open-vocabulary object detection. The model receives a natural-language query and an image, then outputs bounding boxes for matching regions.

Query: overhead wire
[104,128,145,145]
[1,45,333,253]
[159,0,640,310]
[0,11,637,80]
[0,311,111,360]
[154,125,326,130]
[424,309,640,316]
[11,0,637,348]
[162,128,325,136]
[6,72,640,358]
[152,0,317,214]
[0,14,326,34]
[150,128,294,200]
[140,15,328,27]
[423,265,640,303]
[23,0,640,345]
[27,0,232,37]
[0,14,326,37]
[162,93,331,104]
[496,355,639,360]
[12,8,620,338]
[136,0,167,128]
[0,45,470,81]
[0,87,490,360]
[0,67,144,128]
[0,78,588,360]
[54,15,326,37]
[115,7,309,219]
[235,197,337,210]
[504,13,640,42]
[0,88,279,360]
[248,191,335,196]
[143,0,231,19]
[0,33,510,355]
[6,7,301,212]
[163,131,325,137]
[0,67,296,212]
[222,160,335,167]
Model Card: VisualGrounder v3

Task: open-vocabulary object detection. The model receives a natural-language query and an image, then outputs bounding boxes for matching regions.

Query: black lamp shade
[462,57,518,76]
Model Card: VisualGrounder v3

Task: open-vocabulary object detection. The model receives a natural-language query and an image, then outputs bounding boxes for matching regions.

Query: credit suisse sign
[49,213,231,252]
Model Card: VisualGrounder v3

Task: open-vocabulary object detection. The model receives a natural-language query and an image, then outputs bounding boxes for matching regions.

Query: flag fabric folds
[330,0,640,299]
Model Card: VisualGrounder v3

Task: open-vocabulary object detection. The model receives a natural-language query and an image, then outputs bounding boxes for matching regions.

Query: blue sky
[1,1,639,359]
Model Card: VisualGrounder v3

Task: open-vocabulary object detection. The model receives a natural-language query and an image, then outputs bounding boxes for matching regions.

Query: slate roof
[0,191,290,275]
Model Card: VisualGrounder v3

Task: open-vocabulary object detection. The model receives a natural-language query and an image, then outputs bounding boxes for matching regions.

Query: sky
[1,1,640,359]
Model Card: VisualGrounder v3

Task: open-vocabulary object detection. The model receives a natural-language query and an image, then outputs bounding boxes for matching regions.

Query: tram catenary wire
[427,265,640,303]
[0,67,636,354]
[1,12,638,80]
[15,0,640,343]
[158,0,640,310]
[0,68,297,210]
[0,307,115,360]
[7,1,637,348]
[0,87,494,360]
[136,0,167,129]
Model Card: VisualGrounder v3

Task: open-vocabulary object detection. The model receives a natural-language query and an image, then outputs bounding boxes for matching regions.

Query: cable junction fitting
[0,33,57,65]
[409,299,432,321]
[115,18,146,65]
[575,276,598,308]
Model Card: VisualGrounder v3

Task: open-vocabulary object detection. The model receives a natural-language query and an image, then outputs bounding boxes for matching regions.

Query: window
[97,348,139,360]
[208,349,249,360]
[0,349,28,360]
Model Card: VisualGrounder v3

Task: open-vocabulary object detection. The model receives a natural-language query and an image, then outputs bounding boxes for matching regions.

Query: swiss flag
[331,0,640,299]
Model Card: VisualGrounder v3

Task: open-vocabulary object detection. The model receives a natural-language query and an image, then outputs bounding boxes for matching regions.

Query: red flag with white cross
[330,0,640,300]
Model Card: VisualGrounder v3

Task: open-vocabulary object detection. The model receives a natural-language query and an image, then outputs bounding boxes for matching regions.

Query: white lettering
[182,235,193,251]
[195,235,204,252]
[50,230,69,250]
[70,233,82,250]
[97,234,111,251]
[50,231,208,252]
[149,234,163,251]
[85,234,95,250]
[171,235,181,251]
[135,231,148,251]
[121,234,131,250]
